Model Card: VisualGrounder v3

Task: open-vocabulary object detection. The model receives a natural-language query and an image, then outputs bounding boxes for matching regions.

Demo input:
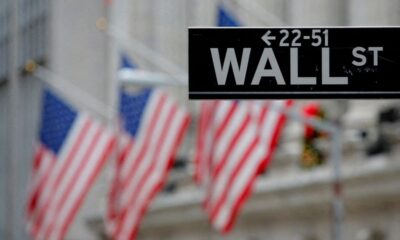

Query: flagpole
[105,1,119,124]
[7,0,20,238]
[33,66,111,119]
[102,0,125,237]
[104,25,187,86]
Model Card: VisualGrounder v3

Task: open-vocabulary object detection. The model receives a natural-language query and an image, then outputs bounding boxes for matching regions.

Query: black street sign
[189,27,400,99]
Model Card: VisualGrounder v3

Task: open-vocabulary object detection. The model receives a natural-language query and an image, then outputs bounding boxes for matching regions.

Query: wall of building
[0,76,41,240]
[0,0,48,238]
[1,0,400,239]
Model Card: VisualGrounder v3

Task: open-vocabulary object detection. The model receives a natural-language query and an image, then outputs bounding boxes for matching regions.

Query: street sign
[189,27,400,99]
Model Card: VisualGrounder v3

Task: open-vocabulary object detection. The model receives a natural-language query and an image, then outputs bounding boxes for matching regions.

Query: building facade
[1,0,400,239]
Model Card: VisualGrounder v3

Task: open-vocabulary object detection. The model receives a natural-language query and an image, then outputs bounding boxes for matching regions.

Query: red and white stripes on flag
[107,89,190,240]
[194,100,292,233]
[26,89,115,240]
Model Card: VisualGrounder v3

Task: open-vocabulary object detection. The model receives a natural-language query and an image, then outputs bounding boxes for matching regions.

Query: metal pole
[250,103,345,240]
[273,103,345,240]
[7,0,20,238]
[331,130,344,240]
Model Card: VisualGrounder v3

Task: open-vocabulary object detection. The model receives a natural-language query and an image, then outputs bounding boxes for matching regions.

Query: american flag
[107,71,190,238]
[217,4,241,26]
[26,88,115,240]
[194,100,292,233]
[251,100,293,172]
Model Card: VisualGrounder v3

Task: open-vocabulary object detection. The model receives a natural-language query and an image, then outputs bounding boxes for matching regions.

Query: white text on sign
[211,30,384,86]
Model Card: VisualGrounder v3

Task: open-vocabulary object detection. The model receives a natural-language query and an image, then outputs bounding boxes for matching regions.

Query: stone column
[348,0,400,25]
[287,0,347,26]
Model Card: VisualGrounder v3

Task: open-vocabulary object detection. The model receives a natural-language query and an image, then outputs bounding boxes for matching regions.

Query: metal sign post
[331,130,344,240]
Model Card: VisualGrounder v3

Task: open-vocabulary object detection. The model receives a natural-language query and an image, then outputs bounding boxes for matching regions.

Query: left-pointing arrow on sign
[261,30,276,46]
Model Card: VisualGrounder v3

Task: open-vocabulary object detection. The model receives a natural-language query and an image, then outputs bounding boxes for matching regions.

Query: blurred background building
[1,0,400,239]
